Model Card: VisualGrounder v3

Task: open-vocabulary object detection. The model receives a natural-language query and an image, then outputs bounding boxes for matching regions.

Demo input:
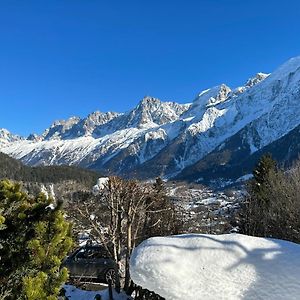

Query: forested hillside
[0,152,99,187]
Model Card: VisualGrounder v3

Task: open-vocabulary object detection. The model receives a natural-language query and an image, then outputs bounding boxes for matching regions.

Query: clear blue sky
[1,0,300,136]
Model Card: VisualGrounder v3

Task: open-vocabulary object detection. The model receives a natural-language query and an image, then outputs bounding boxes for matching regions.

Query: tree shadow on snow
[144,234,300,299]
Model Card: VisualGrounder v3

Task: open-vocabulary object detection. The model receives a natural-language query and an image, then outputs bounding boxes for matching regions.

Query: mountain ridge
[1,56,300,185]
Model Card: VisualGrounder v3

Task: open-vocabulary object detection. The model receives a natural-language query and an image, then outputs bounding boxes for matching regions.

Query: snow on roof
[130,233,300,300]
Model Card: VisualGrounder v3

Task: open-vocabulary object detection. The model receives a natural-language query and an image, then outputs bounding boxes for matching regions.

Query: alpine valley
[2,56,300,186]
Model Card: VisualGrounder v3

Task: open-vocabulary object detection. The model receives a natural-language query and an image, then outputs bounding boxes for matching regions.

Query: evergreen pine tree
[245,154,278,236]
[251,153,277,204]
[253,153,277,185]
[142,177,177,239]
[0,180,73,299]
[153,177,165,194]
[0,208,5,230]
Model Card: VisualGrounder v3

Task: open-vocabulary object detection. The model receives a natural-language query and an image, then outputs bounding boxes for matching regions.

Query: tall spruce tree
[0,180,73,300]
[251,154,277,205]
[244,154,278,236]
[241,154,300,242]
[253,153,277,184]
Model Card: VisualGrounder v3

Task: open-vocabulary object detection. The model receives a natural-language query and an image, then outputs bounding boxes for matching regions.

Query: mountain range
[1,56,300,185]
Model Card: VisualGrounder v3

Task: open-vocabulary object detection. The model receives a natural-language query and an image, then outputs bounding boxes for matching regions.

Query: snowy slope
[130,234,300,300]
[1,56,300,180]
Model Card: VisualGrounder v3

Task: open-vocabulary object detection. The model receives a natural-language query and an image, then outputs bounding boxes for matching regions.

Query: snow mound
[130,234,300,300]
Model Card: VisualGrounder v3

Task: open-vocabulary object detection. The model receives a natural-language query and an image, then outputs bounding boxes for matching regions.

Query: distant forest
[0,152,100,187]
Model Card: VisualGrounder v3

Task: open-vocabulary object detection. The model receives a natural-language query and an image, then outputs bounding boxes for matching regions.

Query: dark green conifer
[0,180,73,299]
[253,153,277,185]
[245,154,278,236]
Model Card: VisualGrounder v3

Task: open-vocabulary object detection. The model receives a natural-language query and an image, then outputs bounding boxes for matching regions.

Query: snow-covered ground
[63,285,131,300]
[130,234,300,300]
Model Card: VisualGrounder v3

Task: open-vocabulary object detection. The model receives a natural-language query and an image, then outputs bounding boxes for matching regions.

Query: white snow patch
[49,184,55,199]
[63,285,131,300]
[93,177,109,194]
[181,116,195,122]
[40,185,49,199]
[197,197,219,205]
[40,184,55,200]
[236,174,253,183]
[249,141,258,154]
[130,233,300,300]
[45,203,55,210]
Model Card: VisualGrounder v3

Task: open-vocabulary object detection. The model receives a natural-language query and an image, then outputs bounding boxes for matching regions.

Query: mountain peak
[51,116,80,128]
[244,72,270,88]
[27,133,42,142]
[0,128,23,145]
[124,96,189,128]
[267,56,300,81]
[84,110,120,126]
[194,84,231,107]
[138,96,162,109]
[230,72,270,97]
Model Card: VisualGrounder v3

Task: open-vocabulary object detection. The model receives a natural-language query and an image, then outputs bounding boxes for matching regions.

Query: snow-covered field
[130,234,300,300]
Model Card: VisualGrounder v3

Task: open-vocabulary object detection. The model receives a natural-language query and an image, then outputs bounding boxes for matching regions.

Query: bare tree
[68,176,178,295]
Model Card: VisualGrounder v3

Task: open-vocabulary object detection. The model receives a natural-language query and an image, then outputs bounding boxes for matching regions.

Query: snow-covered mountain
[1,56,300,184]
[0,129,23,146]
